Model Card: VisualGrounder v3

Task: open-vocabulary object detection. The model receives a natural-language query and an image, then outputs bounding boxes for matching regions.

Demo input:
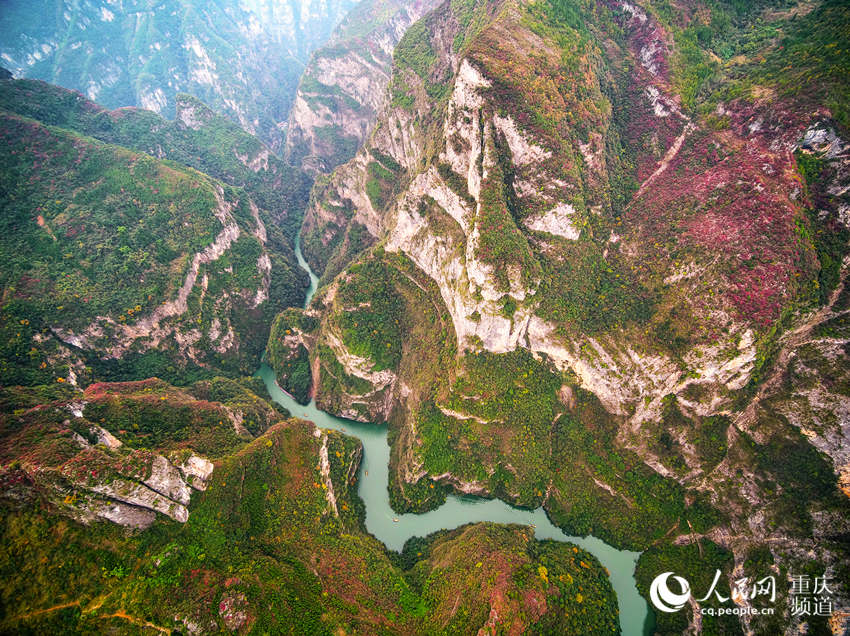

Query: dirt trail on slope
[733,257,849,435]
[633,123,695,200]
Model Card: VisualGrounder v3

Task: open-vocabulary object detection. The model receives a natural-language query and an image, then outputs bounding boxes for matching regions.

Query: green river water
[257,234,652,635]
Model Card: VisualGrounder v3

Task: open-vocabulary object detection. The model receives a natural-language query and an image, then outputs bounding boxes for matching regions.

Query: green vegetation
[742,425,840,536]
[5,1,850,634]
[401,524,620,634]
[678,0,850,127]
[536,242,653,334]
[0,79,310,384]
[481,0,608,154]
[314,125,361,167]
[434,350,558,497]
[658,394,729,473]
[671,28,718,110]
[0,112,217,327]
[437,162,476,208]
[390,0,473,108]
[754,0,850,128]
[636,540,740,636]
[0,112,219,381]
[315,342,379,417]
[393,21,436,83]
[267,310,319,405]
[292,68,367,169]
[475,129,541,291]
[796,150,850,305]
[299,76,364,114]
[337,259,406,371]
[450,0,494,53]
[84,349,218,388]
[648,0,795,112]
[319,221,377,286]
[403,346,721,552]
[0,379,620,635]
[547,388,720,550]
[0,82,312,240]
[392,20,449,101]
[365,160,399,211]
[300,175,354,276]
[693,416,730,473]
[82,377,285,457]
[364,147,404,212]
[310,251,454,426]
[0,410,360,633]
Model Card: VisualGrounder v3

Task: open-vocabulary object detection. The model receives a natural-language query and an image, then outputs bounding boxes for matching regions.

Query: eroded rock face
[279,0,850,631]
[218,590,250,631]
[59,436,213,527]
[307,276,400,423]
[47,442,212,528]
[0,0,362,150]
[0,379,285,531]
[750,277,850,500]
[175,454,216,491]
[0,81,311,383]
[297,0,848,433]
[49,185,271,367]
[285,0,442,173]
[300,1,773,428]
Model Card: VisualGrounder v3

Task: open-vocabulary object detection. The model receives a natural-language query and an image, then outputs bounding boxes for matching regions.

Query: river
[256,233,652,636]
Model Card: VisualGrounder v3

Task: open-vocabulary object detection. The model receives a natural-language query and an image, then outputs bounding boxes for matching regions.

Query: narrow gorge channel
[257,233,653,636]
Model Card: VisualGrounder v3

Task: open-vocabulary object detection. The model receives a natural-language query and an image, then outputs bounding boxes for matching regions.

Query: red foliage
[625,98,821,329]
[83,378,167,399]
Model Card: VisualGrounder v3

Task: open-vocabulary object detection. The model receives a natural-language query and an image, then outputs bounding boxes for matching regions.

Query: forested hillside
[274,0,850,632]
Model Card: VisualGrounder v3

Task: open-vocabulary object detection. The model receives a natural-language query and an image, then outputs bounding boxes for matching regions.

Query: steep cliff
[285,0,442,173]
[0,0,360,150]
[0,79,310,382]
[275,0,850,631]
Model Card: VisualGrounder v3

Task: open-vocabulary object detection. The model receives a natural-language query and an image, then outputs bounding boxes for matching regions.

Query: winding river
[257,233,652,636]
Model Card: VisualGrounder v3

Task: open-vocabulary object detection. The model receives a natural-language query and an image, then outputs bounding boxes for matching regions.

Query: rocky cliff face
[284,0,442,174]
[0,376,285,529]
[0,377,617,635]
[276,0,850,631]
[0,0,360,150]
[0,78,310,383]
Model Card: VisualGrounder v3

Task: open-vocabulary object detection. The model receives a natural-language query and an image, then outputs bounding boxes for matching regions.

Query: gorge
[1,0,849,633]
[258,232,651,635]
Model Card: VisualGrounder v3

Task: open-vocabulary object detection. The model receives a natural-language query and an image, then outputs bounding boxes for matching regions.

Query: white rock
[524,203,581,240]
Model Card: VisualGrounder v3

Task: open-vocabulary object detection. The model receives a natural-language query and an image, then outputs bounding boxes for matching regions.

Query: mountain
[0,43,619,636]
[0,75,310,384]
[273,0,850,632]
[284,0,443,173]
[2,0,850,633]
[0,378,618,634]
[0,0,361,150]
[0,79,312,237]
